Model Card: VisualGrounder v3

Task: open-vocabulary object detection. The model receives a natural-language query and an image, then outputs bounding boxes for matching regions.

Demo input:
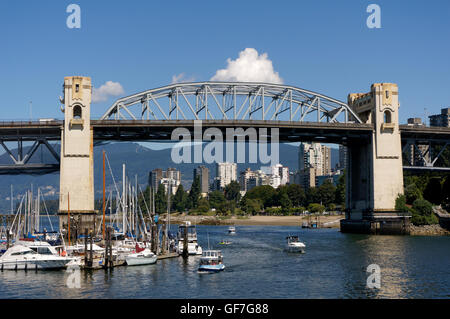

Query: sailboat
[125,243,157,266]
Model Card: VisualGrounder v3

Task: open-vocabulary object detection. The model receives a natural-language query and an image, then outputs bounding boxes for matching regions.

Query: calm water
[0,219,449,299]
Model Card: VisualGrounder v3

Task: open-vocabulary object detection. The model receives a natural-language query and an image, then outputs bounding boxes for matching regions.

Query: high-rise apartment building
[194,166,210,194]
[149,167,181,194]
[298,142,331,188]
[338,145,347,170]
[215,162,237,190]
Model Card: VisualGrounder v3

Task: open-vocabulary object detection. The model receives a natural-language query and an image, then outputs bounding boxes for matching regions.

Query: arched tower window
[383,110,391,123]
[73,105,82,119]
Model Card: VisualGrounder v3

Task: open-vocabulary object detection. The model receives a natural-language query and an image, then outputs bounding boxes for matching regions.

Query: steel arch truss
[101,82,362,124]
[0,138,60,174]
[402,139,450,171]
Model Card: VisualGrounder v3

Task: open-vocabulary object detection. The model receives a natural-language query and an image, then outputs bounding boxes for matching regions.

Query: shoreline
[168,214,344,228]
[167,215,450,235]
[104,214,450,235]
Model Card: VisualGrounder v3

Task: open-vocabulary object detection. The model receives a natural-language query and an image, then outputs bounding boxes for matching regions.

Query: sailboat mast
[122,163,126,236]
[102,150,106,240]
[10,185,13,216]
[36,188,40,233]
[135,174,138,240]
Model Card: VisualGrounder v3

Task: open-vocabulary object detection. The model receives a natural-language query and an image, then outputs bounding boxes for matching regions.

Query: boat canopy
[201,250,222,258]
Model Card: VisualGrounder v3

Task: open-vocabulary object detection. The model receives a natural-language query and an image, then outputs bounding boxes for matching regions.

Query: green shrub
[395,194,409,212]
[410,198,438,225]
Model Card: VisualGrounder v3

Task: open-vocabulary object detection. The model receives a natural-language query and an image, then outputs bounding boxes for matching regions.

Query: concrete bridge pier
[341,83,411,235]
[58,76,96,240]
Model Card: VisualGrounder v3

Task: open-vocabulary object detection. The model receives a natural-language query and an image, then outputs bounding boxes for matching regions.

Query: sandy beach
[168,214,345,228]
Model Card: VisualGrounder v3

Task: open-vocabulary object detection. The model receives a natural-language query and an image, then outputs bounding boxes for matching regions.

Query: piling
[182,226,188,259]
[84,228,88,267]
[89,230,93,267]
[161,223,167,255]
[104,227,113,269]
[151,224,157,253]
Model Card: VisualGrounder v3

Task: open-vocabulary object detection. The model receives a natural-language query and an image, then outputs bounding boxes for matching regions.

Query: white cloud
[211,48,283,84]
[171,73,196,84]
[92,81,125,103]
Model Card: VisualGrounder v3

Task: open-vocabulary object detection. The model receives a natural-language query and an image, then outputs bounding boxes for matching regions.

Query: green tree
[240,197,263,215]
[305,187,320,206]
[208,190,226,209]
[224,181,241,203]
[395,194,409,212]
[335,172,346,207]
[411,198,438,225]
[155,184,167,214]
[286,184,306,207]
[317,180,336,206]
[279,192,292,211]
[188,175,201,209]
[196,197,210,214]
[242,185,277,208]
[404,183,423,205]
[217,201,231,216]
[173,184,188,212]
[327,203,336,212]
[307,203,325,214]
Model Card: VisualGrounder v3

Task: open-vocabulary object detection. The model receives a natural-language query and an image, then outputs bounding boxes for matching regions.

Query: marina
[0,224,449,298]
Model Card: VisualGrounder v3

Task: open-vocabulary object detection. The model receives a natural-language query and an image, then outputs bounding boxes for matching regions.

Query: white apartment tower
[215,162,237,189]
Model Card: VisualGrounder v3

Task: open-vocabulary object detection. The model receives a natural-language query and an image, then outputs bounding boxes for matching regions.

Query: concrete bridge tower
[58,76,96,235]
[341,83,410,234]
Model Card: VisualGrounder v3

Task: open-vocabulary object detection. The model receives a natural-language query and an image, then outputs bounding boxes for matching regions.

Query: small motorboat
[228,226,236,234]
[286,235,306,253]
[125,244,157,266]
[218,240,232,245]
[198,250,225,272]
[0,244,73,270]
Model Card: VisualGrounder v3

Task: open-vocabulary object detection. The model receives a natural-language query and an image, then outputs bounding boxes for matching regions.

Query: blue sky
[0,0,449,123]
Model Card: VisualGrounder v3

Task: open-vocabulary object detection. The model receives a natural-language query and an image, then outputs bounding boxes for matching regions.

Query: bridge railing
[0,120,63,126]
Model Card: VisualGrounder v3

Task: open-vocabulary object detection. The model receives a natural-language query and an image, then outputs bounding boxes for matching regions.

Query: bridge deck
[0,120,449,142]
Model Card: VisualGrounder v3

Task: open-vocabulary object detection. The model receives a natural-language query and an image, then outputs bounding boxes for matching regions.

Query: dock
[157,252,179,260]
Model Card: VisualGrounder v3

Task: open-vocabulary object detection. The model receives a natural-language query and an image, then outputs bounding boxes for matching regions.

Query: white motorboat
[125,246,157,266]
[228,226,236,234]
[176,221,202,255]
[286,235,306,253]
[198,250,225,272]
[0,245,73,270]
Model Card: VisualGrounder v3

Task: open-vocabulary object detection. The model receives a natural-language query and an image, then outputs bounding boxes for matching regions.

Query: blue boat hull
[198,264,225,272]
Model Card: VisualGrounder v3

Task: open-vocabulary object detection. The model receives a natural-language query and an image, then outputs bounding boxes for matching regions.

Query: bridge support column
[341,83,410,234]
[58,76,96,240]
